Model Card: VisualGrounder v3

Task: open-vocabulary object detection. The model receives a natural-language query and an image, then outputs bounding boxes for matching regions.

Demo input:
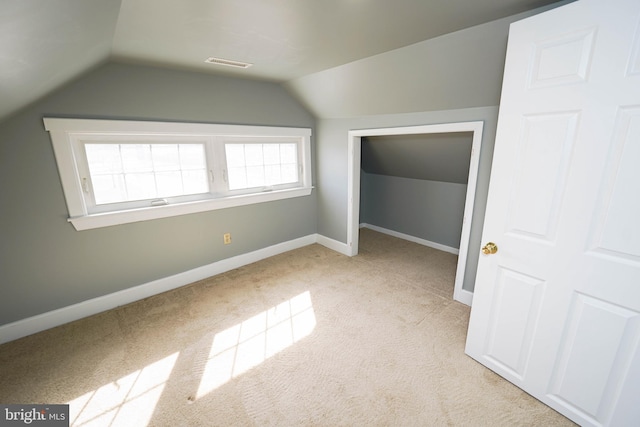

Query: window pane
[228,167,247,190]
[183,170,208,194]
[280,144,297,164]
[265,165,281,185]
[224,142,299,190]
[263,144,280,165]
[92,174,126,204]
[85,144,123,174]
[225,144,245,168]
[246,165,264,188]
[180,144,206,170]
[155,171,182,197]
[281,164,298,183]
[121,144,153,173]
[244,144,263,166]
[125,173,156,200]
[152,144,180,172]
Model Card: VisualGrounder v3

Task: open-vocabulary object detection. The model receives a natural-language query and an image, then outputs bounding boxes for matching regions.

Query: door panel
[466,1,640,426]
[484,268,545,379]
[590,106,640,259]
[528,27,596,88]
[548,294,640,420]
[507,112,578,241]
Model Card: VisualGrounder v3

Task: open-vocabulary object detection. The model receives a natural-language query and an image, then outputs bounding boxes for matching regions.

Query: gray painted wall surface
[286,17,509,119]
[361,172,467,249]
[0,62,315,326]
[284,2,570,119]
[316,106,499,292]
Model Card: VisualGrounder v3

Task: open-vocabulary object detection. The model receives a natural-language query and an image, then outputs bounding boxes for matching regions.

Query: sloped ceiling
[362,133,473,184]
[110,0,559,81]
[0,0,121,121]
[0,0,561,122]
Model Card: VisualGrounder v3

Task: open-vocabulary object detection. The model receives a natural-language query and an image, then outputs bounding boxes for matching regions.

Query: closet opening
[347,122,484,306]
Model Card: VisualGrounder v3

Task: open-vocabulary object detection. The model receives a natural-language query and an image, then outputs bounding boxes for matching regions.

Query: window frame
[44,118,313,231]
[76,135,213,213]
[221,136,302,194]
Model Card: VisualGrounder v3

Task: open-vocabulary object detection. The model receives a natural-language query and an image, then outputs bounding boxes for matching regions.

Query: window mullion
[208,137,227,195]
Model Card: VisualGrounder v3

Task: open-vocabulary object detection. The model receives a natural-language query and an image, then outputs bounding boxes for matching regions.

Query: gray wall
[284,3,571,119]
[285,18,507,119]
[361,172,467,249]
[0,62,316,326]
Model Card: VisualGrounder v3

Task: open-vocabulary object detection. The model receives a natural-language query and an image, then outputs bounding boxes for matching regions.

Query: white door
[465,0,640,426]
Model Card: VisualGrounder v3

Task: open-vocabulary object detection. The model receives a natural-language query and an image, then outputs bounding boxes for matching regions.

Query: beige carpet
[0,229,574,426]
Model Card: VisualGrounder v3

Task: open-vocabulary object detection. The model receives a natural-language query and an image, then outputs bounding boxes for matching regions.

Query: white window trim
[44,118,313,231]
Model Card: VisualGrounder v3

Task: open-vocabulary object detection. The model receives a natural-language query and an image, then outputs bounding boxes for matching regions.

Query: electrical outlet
[223,233,232,245]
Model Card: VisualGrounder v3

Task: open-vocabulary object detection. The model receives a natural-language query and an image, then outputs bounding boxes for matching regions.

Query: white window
[44,119,312,230]
[224,140,299,191]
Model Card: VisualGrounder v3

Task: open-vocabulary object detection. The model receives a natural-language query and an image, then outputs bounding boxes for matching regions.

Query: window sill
[68,187,313,231]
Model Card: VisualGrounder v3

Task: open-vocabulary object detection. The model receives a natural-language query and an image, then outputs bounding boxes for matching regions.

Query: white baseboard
[360,223,460,255]
[315,234,351,256]
[0,234,322,345]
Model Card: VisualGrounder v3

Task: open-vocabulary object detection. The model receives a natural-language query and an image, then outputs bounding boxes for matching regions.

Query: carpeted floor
[0,229,574,426]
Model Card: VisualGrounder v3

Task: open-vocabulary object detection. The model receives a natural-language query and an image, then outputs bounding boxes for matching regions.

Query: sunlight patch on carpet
[67,352,179,427]
[196,291,316,399]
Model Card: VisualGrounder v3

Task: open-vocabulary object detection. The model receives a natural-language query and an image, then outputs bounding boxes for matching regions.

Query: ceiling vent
[204,57,253,69]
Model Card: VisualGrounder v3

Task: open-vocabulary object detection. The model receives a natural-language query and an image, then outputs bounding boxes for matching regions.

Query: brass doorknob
[482,242,498,255]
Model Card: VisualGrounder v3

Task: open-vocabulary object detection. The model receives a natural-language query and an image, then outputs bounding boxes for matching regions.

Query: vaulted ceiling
[1,0,561,122]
